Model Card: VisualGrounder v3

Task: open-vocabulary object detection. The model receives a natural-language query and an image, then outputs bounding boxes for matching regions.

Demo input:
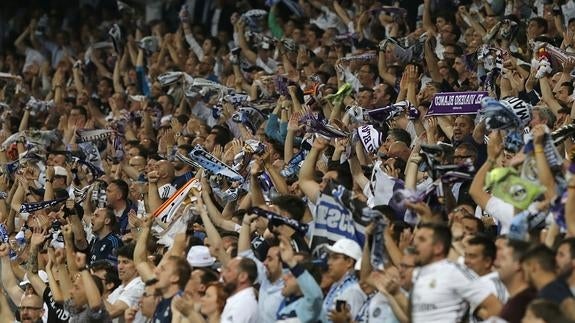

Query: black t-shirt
[539,278,574,304]
[43,287,71,322]
[499,287,536,323]
[89,232,123,266]
[152,295,175,323]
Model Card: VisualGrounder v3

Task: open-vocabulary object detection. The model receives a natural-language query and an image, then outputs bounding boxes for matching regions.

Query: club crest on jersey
[429,279,436,289]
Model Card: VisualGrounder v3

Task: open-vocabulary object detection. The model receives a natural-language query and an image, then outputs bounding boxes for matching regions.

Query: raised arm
[133,214,156,282]
[0,243,24,304]
[539,76,563,116]
[236,21,257,65]
[298,137,328,204]
[470,131,501,209]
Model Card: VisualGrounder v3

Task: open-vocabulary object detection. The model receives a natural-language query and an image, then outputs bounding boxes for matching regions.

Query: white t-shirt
[221,287,258,323]
[470,272,509,323]
[107,277,145,323]
[410,259,492,323]
[368,293,400,323]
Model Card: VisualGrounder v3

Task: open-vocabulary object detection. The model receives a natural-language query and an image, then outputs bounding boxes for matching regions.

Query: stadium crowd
[1,0,575,322]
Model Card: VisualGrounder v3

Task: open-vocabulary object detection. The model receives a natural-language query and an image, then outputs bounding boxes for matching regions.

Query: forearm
[300,148,320,182]
[18,110,30,132]
[27,245,39,274]
[250,174,266,206]
[81,270,102,310]
[264,163,289,195]
[534,144,556,201]
[284,131,296,161]
[147,183,162,211]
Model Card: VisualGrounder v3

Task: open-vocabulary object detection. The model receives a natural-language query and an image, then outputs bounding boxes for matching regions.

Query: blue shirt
[89,232,123,266]
[276,264,323,323]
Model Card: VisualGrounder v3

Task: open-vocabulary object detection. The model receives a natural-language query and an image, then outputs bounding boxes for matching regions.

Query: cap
[186,246,216,268]
[54,166,68,177]
[20,271,49,286]
[326,238,362,262]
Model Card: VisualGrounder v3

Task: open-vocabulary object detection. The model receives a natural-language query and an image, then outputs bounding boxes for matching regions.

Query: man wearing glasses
[19,294,45,323]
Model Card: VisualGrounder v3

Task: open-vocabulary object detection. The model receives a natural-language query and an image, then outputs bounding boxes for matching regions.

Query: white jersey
[470,272,509,323]
[410,259,492,323]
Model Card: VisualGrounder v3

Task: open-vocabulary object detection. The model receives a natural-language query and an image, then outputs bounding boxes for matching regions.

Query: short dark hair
[418,222,452,257]
[271,195,306,222]
[238,257,258,285]
[520,244,556,273]
[210,125,232,147]
[117,243,135,259]
[561,81,574,95]
[506,239,531,261]
[462,215,485,233]
[558,237,575,259]
[388,128,412,147]
[358,87,374,94]
[169,256,192,290]
[72,105,88,119]
[467,235,496,262]
[529,17,549,34]
[103,207,117,228]
[455,142,478,160]
[195,267,219,285]
[110,179,129,200]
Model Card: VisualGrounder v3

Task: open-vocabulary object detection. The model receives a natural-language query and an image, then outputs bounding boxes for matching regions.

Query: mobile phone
[336,300,347,312]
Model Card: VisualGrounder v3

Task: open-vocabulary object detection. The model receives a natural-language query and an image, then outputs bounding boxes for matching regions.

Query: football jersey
[410,259,492,323]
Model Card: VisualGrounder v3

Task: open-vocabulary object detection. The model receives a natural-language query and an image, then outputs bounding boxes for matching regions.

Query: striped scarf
[250,207,309,236]
[20,197,67,213]
[153,178,198,225]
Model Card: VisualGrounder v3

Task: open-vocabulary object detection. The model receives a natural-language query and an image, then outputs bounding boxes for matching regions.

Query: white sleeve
[184,33,204,60]
[117,280,145,308]
[484,196,514,234]
[340,285,367,319]
[451,264,492,313]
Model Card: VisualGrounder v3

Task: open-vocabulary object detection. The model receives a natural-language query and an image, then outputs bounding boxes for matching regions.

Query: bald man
[19,294,44,323]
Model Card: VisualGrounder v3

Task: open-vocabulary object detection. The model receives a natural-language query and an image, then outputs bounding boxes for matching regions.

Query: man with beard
[520,244,575,320]
[556,238,575,295]
[19,294,45,323]
[89,208,123,266]
[220,257,259,323]
[410,222,502,322]
[494,239,536,323]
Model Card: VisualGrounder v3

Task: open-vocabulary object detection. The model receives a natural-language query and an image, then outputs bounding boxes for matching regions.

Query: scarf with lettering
[184,146,244,182]
[356,125,382,155]
[20,197,67,214]
[76,129,115,143]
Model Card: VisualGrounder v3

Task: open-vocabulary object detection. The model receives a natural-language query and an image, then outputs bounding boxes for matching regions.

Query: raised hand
[30,227,46,248]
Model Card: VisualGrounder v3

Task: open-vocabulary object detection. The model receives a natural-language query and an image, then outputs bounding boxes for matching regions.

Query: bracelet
[534,148,544,154]
[569,185,575,189]
[487,159,496,165]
